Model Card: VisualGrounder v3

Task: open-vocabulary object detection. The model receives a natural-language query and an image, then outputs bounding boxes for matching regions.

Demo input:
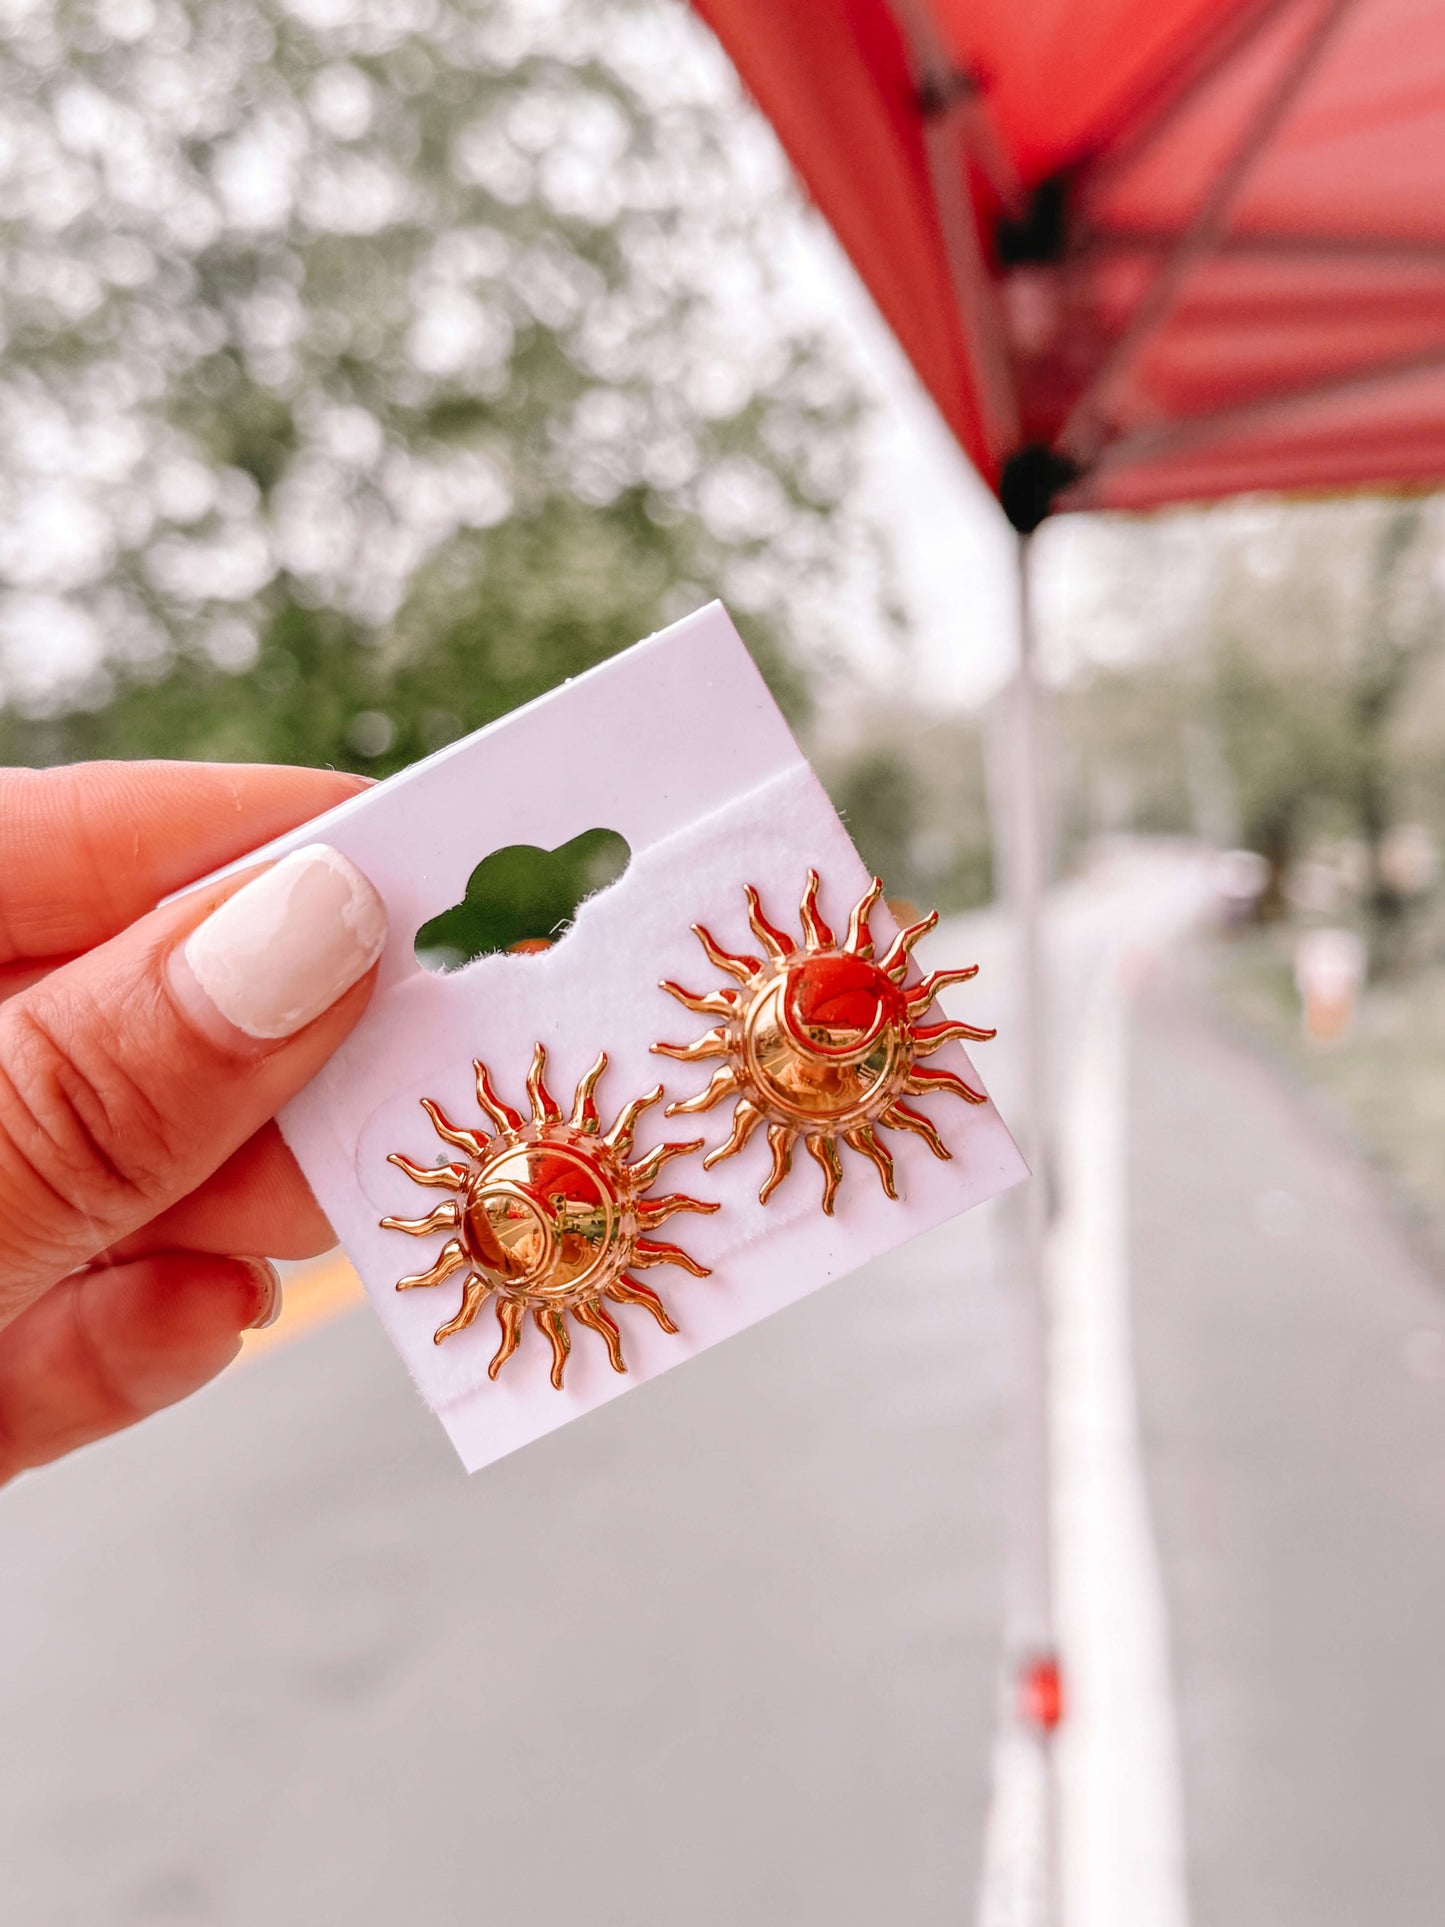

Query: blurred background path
[6,846,1445,1926]
[1132,958,1445,1927]
[0,949,1020,1924]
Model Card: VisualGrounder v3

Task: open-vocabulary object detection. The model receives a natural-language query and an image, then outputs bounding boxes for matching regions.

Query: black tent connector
[999,443,1082,533]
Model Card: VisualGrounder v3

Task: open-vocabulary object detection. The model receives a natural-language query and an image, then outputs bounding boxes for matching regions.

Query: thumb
[0,843,386,1317]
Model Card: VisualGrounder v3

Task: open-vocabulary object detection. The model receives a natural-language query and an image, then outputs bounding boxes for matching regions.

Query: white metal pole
[1009,527,1055,1668]
[977,528,1060,1927]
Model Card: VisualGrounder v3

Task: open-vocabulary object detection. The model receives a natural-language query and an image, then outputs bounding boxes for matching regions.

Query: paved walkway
[0,1165,1014,1926]
[1132,964,1445,1927]
[6,849,1445,1924]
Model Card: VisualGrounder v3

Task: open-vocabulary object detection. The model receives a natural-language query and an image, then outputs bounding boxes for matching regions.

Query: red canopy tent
[692,0,1445,529]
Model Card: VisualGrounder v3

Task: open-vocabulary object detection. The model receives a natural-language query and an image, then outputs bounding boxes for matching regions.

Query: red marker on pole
[1019,1652,1065,1734]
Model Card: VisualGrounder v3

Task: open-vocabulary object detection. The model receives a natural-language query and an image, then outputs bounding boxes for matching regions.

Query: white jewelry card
[221,603,1027,1469]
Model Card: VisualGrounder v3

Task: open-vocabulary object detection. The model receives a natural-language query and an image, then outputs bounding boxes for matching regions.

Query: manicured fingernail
[240,1258,283,1331]
[175,844,387,1042]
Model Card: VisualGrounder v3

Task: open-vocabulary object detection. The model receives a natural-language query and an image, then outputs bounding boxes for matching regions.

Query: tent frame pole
[1084,227,1445,267]
[1079,0,1299,190]
[1011,528,1054,1684]
[887,0,1022,464]
[1096,338,1445,474]
[1062,0,1359,465]
[990,528,1062,1927]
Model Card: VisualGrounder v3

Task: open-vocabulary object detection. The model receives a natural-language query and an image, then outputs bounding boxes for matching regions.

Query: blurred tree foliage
[833,749,920,900]
[1049,495,1445,961]
[823,713,994,914]
[0,0,888,783]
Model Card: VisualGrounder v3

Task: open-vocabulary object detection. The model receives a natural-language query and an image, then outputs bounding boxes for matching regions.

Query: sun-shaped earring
[653,871,996,1214]
[380,1046,718,1388]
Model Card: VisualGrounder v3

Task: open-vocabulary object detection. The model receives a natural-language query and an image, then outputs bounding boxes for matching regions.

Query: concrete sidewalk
[0,1182,1015,1926]
[10,847,1445,1925]
[1131,965,1445,1927]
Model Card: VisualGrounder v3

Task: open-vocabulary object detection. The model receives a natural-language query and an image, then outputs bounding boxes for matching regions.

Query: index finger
[0,761,369,967]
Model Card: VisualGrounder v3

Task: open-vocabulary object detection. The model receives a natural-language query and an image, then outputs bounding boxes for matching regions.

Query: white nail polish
[178,844,387,1042]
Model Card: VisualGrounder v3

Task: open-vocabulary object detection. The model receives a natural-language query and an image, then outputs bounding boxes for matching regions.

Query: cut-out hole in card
[414,827,631,971]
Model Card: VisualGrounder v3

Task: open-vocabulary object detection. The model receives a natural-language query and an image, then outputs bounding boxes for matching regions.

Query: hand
[0,761,388,1484]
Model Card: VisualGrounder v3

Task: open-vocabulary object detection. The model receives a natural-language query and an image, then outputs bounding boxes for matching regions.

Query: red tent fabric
[692,0,1445,524]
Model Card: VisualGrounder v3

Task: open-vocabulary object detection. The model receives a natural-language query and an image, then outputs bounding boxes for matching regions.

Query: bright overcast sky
[781,211,1023,713]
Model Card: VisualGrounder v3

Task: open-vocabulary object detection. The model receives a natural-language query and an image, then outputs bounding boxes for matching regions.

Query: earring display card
[223,602,1027,1470]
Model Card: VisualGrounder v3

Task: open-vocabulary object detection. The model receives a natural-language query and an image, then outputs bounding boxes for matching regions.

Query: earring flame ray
[381,1046,718,1386]
[655,872,995,1214]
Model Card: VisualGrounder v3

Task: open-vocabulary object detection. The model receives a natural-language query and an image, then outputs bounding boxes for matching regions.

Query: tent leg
[1012,530,1051,1232]
[985,528,1061,1925]
[1006,529,1055,1670]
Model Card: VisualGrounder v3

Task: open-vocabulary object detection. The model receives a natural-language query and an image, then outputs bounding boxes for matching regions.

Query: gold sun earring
[380,1046,718,1387]
[653,871,996,1214]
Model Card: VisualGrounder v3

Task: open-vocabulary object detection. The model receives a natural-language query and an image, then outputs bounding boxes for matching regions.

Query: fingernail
[240,1258,283,1331]
[175,844,387,1042]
